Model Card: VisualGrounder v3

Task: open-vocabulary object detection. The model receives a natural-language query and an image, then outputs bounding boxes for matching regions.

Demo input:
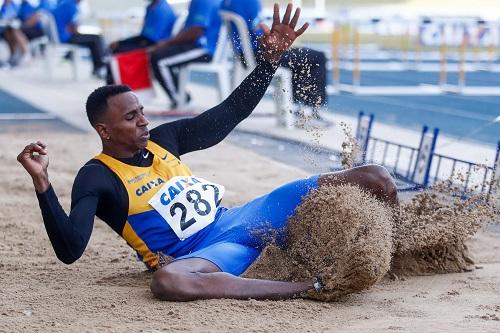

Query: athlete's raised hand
[258,3,309,63]
[17,141,50,193]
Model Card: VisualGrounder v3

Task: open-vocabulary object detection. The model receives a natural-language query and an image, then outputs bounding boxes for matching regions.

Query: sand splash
[390,180,499,276]
[242,52,499,297]
[244,184,394,301]
[339,122,360,169]
[244,171,498,300]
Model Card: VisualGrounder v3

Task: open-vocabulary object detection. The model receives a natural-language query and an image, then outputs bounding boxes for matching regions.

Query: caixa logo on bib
[159,176,202,205]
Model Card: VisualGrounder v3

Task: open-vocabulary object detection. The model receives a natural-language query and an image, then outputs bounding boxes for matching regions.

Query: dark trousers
[279,47,327,108]
[68,33,106,72]
[240,47,327,109]
[21,26,44,40]
[106,35,155,84]
[150,43,210,106]
[111,35,154,54]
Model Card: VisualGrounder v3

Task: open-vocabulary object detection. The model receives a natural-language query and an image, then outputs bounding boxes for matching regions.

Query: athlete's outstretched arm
[172,3,309,155]
[17,142,97,264]
[151,258,315,301]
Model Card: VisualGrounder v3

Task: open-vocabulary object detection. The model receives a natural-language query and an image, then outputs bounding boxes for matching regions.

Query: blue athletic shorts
[174,175,319,275]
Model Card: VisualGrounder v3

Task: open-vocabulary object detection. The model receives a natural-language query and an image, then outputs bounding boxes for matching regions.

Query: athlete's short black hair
[85,85,132,126]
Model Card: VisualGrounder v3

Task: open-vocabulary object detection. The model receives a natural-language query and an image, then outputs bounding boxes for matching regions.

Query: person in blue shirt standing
[149,0,222,108]
[222,0,329,126]
[105,0,177,84]
[52,0,107,77]
[1,0,46,66]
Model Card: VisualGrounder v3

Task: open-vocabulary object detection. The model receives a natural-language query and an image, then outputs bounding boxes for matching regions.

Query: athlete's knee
[150,267,198,301]
[358,164,396,197]
[151,268,184,301]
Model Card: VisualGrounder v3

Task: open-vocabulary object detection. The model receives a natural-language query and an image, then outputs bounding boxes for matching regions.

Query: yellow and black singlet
[34,61,278,267]
[95,140,200,269]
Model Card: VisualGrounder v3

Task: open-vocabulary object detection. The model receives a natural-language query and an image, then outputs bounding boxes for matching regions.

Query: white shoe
[9,52,32,67]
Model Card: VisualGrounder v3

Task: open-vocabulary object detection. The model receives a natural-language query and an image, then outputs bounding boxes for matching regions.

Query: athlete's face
[99,92,150,153]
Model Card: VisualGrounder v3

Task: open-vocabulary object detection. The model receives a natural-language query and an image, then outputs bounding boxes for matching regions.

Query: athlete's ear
[95,123,111,141]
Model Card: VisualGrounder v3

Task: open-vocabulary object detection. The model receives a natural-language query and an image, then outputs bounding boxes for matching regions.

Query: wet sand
[1,132,499,332]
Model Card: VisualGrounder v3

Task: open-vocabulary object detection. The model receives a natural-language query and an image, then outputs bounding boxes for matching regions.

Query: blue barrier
[412,127,439,187]
[489,141,500,198]
[355,111,374,164]
[356,111,499,193]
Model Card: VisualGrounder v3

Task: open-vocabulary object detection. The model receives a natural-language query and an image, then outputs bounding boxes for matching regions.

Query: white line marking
[0,113,57,120]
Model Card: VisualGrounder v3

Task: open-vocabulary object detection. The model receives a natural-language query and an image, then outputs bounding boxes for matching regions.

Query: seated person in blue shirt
[38,0,58,12]
[222,0,329,125]
[105,0,177,84]
[1,0,47,66]
[52,0,107,77]
[148,0,222,108]
[0,0,18,22]
[110,0,177,54]
[0,0,19,64]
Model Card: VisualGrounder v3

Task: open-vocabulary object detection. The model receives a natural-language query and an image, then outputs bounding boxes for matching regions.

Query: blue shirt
[51,0,78,42]
[18,1,42,29]
[38,0,58,11]
[0,0,19,20]
[221,0,262,52]
[141,0,177,42]
[183,0,222,56]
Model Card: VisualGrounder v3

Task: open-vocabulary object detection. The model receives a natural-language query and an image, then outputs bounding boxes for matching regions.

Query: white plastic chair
[29,34,49,58]
[176,23,231,108]
[38,10,85,80]
[219,10,294,129]
[171,11,187,36]
[0,18,48,61]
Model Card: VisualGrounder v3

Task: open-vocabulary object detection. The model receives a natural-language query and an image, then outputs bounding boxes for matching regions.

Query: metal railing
[356,112,499,194]
[366,137,419,180]
[431,153,496,193]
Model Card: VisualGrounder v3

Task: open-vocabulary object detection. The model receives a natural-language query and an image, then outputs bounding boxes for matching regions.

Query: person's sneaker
[8,51,32,68]
[306,116,334,128]
[17,52,32,66]
[92,66,107,80]
[171,93,192,110]
[63,50,73,61]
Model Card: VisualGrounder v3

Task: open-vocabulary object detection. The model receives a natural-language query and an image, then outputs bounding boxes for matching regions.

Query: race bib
[148,176,225,240]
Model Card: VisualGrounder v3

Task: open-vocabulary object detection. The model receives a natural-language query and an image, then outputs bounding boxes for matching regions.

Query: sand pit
[1,132,500,332]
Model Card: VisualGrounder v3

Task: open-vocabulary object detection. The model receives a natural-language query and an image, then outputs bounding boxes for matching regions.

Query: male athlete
[18,4,397,301]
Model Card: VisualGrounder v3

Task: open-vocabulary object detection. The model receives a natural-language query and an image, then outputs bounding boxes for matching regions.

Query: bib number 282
[148,176,225,240]
[170,185,221,231]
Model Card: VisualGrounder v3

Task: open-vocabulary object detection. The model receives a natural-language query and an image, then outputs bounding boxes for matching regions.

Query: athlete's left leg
[150,165,397,301]
[150,257,313,301]
[318,164,398,207]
